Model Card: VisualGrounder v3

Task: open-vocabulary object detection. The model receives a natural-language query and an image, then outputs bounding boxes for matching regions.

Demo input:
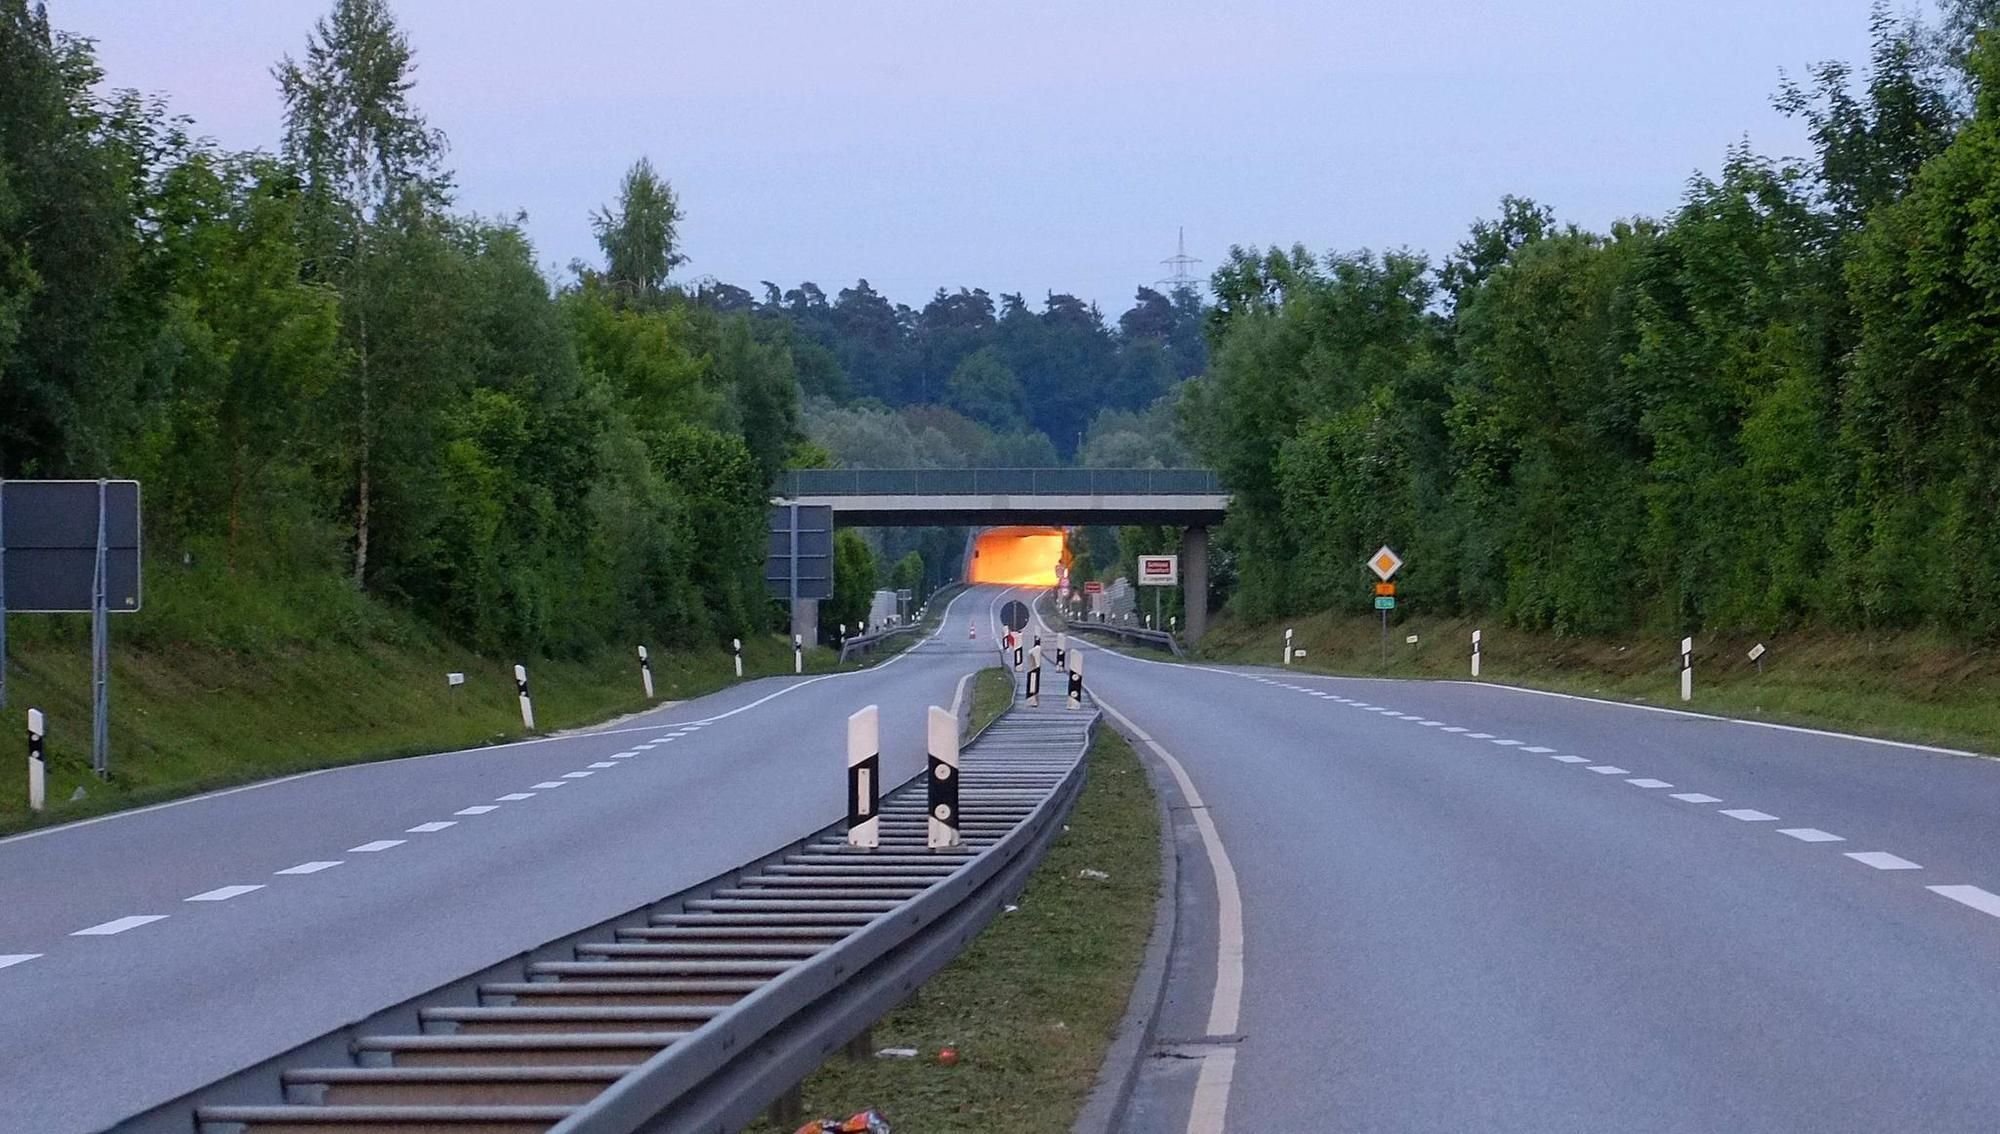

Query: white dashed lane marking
[1491,739,1523,746]
[1467,732,1496,739]
[561,771,594,779]
[1721,809,1780,822]
[407,821,456,833]
[1671,793,1722,803]
[530,781,567,789]
[495,793,536,802]
[1626,779,1674,789]
[1441,727,1468,734]
[275,861,342,875]
[611,751,639,758]
[1587,766,1630,775]
[1929,885,2000,918]
[1552,755,1591,763]
[455,805,499,816]
[0,954,40,970]
[1848,851,1923,870]
[186,885,263,902]
[349,839,404,853]
[73,915,166,936]
[1778,828,1845,843]
[587,761,618,769]
[1524,746,1555,753]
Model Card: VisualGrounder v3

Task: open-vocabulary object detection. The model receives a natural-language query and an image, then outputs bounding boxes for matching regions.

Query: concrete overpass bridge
[773,468,1229,641]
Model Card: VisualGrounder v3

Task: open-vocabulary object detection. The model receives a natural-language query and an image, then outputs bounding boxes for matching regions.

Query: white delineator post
[1026,644,1043,708]
[794,634,803,675]
[1680,637,1694,702]
[847,704,880,850]
[1284,627,1294,666]
[732,638,743,679]
[637,646,654,698]
[1055,633,1067,670]
[27,708,46,814]
[1471,629,1482,677]
[1067,648,1084,710]
[927,704,960,850]
[513,664,534,730]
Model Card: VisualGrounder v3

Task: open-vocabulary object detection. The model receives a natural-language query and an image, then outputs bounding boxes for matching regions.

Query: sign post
[1,480,142,779]
[1367,546,1403,668]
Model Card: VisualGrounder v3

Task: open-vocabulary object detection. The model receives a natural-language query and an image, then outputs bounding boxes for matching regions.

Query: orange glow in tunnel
[968,526,1069,586]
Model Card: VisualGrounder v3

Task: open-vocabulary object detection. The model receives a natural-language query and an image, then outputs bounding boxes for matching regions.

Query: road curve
[0,586,1016,1134]
[1051,615,2000,1134]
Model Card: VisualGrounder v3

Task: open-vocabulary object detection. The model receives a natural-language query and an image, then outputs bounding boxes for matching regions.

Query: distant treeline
[1188,5,2000,640]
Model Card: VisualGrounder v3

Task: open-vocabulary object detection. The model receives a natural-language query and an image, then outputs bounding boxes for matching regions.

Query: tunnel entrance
[967,526,1068,586]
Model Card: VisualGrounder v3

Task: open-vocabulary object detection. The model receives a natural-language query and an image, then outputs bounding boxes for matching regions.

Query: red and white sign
[1138,555,1179,587]
[1084,580,1104,595]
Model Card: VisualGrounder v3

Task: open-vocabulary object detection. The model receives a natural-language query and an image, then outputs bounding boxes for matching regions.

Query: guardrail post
[27,707,45,813]
[928,704,960,849]
[513,664,534,730]
[732,637,743,679]
[1067,649,1084,710]
[1680,636,1693,702]
[847,704,880,849]
[794,634,803,675]
[1472,629,1482,677]
[1026,644,1042,707]
[637,646,654,698]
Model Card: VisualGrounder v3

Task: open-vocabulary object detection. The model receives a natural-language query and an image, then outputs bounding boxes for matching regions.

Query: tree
[828,529,878,637]
[276,0,450,588]
[946,347,1024,429]
[591,157,685,300]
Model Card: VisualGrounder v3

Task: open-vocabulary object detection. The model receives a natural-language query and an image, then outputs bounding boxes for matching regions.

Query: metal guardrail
[776,468,1223,497]
[836,622,923,663]
[1065,618,1185,658]
[180,688,1096,1134]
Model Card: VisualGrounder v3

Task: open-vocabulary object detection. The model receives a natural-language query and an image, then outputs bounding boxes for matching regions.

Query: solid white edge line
[0,586,992,850]
[1187,1045,1237,1134]
[186,884,264,902]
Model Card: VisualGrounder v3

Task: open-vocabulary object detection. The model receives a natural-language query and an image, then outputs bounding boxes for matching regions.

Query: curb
[1070,719,1183,1134]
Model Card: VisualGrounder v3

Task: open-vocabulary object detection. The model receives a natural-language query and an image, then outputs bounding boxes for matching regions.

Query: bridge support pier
[1184,524,1209,645]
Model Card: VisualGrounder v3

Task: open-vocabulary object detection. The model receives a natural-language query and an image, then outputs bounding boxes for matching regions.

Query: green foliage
[590,156,684,300]
[1195,3,2000,643]
[828,529,878,637]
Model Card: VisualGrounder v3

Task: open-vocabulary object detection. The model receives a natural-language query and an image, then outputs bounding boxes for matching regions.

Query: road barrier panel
[927,704,960,849]
[27,707,45,813]
[638,645,654,698]
[513,664,534,730]
[846,704,880,849]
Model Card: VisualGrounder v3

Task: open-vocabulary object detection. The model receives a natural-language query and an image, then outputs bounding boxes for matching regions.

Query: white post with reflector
[1026,644,1042,708]
[1471,629,1482,677]
[794,634,803,675]
[846,704,880,850]
[1066,648,1084,710]
[1680,637,1694,702]
[27,708,46,813]
[732,638,743,679]
[513,664,534,730]
[1284,627,1294,666]
[637,646,654,698]
[927,704,960,850]
[1055,632,1067,669]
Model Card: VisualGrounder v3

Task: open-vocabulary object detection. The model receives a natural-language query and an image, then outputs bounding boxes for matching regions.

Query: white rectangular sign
[1137,555,1179,587]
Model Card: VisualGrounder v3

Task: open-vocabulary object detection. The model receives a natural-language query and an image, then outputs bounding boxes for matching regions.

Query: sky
[55,1,1885,314]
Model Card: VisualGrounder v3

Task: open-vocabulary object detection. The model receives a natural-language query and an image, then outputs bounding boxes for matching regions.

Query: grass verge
[750,725,1160,1133]
[966,666,1017,736]
[1199,609,2000,755]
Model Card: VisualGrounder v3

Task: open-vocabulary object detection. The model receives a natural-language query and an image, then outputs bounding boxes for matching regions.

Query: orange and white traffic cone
[968,620,977,640]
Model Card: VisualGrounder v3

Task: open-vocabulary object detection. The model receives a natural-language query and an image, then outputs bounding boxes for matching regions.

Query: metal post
[91,479,109,778]
[1380,608,1388,668]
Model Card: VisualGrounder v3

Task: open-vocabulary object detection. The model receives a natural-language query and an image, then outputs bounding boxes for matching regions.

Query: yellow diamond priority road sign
[1367,545,1403,582]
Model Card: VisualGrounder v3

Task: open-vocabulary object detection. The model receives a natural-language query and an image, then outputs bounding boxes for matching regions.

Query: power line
[1157,226,1203,292]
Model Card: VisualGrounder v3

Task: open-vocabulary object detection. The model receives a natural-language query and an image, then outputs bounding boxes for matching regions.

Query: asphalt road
[0,585,1016,1134]
[1050,616,2000,1134]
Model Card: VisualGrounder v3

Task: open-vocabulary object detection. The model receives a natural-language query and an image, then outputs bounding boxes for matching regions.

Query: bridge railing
[776,468,1222,497]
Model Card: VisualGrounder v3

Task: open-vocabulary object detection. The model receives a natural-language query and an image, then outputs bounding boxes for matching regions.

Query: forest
[0,0,1197,658]
[1187,2,2000,642]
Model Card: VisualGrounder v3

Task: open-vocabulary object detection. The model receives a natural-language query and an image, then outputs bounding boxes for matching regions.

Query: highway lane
[0,585,1015,1134]
[1050,619,2000,1133]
